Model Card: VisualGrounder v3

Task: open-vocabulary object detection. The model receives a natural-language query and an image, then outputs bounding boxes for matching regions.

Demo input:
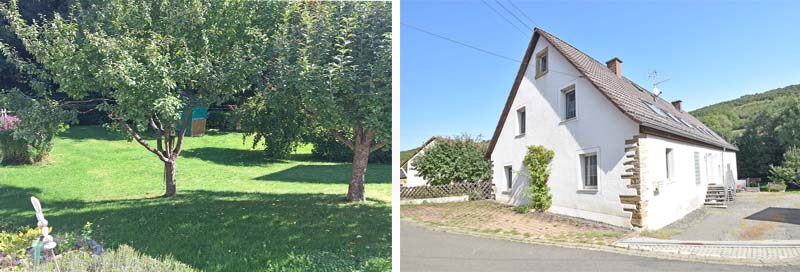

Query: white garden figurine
[30,196,57,250]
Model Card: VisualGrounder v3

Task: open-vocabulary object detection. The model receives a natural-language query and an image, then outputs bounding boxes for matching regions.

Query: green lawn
[0,126,391,271]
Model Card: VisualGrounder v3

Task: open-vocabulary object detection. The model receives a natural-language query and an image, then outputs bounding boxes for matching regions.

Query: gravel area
[401,200,629,245]
[665,192,800,241]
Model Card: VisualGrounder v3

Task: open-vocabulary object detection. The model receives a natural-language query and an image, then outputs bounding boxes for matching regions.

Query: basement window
[535,47,549,78]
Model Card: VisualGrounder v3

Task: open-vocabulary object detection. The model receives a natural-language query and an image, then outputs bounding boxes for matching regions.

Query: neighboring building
[400,137,440,187]
[486,28,738,230]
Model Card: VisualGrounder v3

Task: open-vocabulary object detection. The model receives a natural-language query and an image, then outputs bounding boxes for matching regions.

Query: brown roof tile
[486,28,736,157]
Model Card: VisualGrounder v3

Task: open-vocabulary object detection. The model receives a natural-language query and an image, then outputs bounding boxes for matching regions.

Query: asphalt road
[400,222,799,272]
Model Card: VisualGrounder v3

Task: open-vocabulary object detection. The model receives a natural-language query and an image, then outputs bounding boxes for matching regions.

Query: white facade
[489,38,738,229]
[639,135,738,229]
[403,140,436,187]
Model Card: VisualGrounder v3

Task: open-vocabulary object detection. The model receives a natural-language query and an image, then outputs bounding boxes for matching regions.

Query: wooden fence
[400,181,494,200]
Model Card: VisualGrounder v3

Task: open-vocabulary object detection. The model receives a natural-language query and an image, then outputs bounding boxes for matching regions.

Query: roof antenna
[648,70,670,97]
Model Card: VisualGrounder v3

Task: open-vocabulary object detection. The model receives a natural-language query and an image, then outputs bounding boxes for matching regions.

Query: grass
[641,228,682,240]
[0,126,391,271]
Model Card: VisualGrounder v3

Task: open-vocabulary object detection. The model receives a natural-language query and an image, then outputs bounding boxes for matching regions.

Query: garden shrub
[309,133,391,164]
[0,89,74,165]
[411,135,492,185]
[769,146,800,187]
[23,245,197,272]
[766,183,787,192]
[522,145,554,212]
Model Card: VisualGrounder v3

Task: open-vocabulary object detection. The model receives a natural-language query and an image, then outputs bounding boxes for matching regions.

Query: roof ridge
[534,28,736,150]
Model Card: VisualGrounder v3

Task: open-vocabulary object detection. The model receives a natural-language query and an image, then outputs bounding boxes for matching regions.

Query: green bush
[410,135,492,185]
[769,147,800,187]
[23,245,197,272]
[309,133,391,163]
[766,183,787,192]
[522,145,554,212]
[0,89,75,165]
[512,205,531,214]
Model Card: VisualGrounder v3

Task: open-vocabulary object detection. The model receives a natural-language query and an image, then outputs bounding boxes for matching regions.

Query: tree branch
[370,141,387,153]
[330,130,355,150]
[148,116,164,155]
[111,114,167,162]
[172,107,194,158]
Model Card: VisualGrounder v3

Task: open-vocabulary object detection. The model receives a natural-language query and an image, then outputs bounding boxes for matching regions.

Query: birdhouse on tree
[176,106,208,137]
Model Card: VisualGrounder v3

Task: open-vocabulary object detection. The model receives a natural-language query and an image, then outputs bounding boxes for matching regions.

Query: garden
[0,126,391,271]
[0,0,391,271]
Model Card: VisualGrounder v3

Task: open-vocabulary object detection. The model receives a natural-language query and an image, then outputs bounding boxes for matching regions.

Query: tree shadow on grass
[58,126,128,141]
[0,189,391,271]
[255,164,392,184]
[181,147,281,167]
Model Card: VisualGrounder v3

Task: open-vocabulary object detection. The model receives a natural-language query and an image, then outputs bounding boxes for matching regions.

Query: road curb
[402,218,800,267]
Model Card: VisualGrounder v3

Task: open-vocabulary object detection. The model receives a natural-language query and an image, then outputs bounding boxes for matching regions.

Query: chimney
[605,57,622,77]
[671,100,683,111]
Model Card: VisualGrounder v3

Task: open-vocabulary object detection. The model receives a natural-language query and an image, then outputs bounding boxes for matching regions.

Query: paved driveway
[401,222,797,271]
[668,192,800,240]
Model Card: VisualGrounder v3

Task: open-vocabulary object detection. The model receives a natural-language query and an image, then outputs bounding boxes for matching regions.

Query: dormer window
[535,48,548,78]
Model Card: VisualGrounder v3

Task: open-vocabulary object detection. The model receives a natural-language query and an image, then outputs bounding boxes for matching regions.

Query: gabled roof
[486,28,737,158]
[400,136,442,169]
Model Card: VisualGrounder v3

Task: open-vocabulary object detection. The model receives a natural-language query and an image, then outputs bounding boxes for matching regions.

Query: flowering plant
[0,113,20,133]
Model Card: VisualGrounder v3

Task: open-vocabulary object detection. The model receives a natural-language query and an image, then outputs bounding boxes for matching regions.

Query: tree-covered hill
[691,84,800,142]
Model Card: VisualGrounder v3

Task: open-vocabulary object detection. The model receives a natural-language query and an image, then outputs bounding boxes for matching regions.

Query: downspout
[722,147,727,207]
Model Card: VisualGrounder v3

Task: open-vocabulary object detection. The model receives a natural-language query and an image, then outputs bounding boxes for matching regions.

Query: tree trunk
[347,140,370,202]
[164,160,177,197]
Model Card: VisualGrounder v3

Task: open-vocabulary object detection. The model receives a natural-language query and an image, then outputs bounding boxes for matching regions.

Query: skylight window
[664,111,680,123]
[641,100,666,117]
[678,118,693,128]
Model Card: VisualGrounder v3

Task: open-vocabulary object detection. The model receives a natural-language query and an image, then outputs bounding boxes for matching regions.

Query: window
[678,118,693,128]
[504,166,513,190]
[665,148,674,180]
[694,152,701,184]
[664,111,680,123]
[564,88,576,119]
[642,100,666,117]
[535,48,548,78]
[581,154,598,189]
[517,107,526,135]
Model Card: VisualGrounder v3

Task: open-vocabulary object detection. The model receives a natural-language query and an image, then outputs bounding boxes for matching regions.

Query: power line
[401,23,520,63]
[480,0,528,37]
[506,0,536,27]
[494,0,532,31]
[402,23,584,78]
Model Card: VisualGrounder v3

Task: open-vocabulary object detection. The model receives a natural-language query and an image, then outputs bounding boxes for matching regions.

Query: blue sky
[400,0,800,150]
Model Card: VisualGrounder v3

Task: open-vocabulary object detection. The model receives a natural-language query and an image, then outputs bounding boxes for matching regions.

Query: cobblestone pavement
[401,200,629,245]
[615,238,800,261]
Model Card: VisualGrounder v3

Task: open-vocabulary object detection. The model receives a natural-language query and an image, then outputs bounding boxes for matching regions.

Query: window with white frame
[666,148,674,181]
[504,166,513,190]
[517,107,526,135]
[581,154,598,189]
[694,152,701,184]
[563,87,576,120]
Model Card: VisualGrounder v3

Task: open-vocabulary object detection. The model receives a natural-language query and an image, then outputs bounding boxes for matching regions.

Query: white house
[486,28,738,230]
[401,137,440,187]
